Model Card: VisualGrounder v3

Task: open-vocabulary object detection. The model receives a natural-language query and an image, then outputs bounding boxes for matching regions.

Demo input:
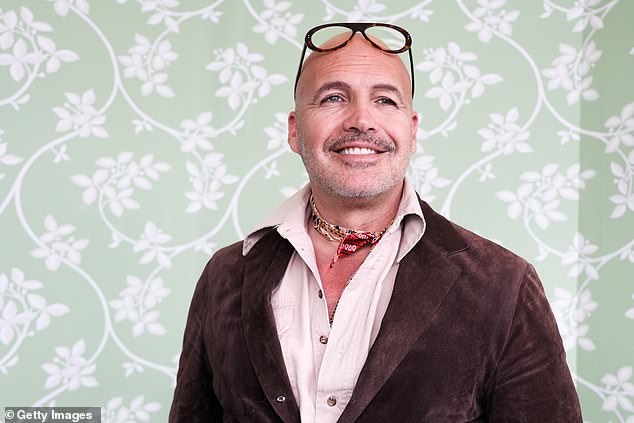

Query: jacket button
[318,289,323,298]
[319,335,328,344]
[276,395,286,403]
[327,395,337,406]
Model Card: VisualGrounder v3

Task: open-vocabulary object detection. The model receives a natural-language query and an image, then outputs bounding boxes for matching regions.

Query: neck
[310,182,404,233]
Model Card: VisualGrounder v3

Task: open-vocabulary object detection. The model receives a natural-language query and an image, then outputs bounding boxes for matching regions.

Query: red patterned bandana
[309,194,391,268]
[332,232,382,267]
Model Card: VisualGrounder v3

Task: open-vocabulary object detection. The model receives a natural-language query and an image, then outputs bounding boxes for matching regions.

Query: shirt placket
[312,276,331,379]
[313,240,391,422]
[264,182,425,423]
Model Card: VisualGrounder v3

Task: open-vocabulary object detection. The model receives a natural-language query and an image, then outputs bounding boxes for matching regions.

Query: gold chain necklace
[309,194,390,242]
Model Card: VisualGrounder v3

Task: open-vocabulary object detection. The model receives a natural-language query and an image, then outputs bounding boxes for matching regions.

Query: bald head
[286,30,419,203]
[295,34,412,107]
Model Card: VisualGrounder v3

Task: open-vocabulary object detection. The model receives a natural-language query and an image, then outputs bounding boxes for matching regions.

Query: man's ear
[411,111,419,151]
[288,111,300,154]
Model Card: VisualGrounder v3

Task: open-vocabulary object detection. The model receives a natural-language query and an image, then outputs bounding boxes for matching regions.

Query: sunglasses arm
[408,48,415,97]
[293,44,308,99]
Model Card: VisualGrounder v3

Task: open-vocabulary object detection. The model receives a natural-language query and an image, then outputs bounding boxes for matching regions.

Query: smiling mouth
[337,147,383,155]
[327,134,394,156]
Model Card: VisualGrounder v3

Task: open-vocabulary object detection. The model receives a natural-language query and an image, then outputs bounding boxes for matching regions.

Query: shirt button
[276,395,286,403]
[327,395,337,407]
[318,289,323,298]
[319,335,328,344]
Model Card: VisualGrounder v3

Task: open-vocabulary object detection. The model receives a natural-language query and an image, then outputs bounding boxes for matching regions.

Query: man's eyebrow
[311,81,352,103]
[372,83,405,103]
[310,81,406,104]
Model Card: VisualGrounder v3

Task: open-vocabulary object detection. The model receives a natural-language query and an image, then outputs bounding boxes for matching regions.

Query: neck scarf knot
[310,194,391,268]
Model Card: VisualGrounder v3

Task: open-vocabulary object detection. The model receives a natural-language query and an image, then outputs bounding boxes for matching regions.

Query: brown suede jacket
[169,199,583,422]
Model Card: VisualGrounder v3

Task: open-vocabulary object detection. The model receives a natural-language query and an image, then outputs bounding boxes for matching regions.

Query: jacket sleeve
[169,262,223,422]
[485,264,583,422]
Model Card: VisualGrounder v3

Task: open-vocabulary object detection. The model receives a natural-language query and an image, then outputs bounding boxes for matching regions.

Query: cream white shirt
[242,179,426,423]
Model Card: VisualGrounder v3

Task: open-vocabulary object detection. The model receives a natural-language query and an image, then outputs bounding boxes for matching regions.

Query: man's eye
[321,94,343,103]
[377,97,397,106]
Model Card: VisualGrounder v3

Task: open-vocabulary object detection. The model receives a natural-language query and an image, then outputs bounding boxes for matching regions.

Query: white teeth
[338,147,378,155]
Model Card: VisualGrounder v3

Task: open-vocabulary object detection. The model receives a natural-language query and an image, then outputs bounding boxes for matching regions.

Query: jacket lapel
[241,230,301,423]
[337,200,469,423]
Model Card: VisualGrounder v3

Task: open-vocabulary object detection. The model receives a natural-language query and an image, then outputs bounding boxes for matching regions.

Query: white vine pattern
[0,269,69,374]
[0,7,79,110]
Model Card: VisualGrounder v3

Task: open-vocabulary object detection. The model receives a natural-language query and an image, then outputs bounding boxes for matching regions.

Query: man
[169,23,582,422]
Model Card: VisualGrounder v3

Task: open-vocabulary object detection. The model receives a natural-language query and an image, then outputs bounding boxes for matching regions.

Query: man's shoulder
[418,202,538,322]
[206,240,244,274]
[208,239,245,268]
[453,220,526,266]
[419,199,529,276]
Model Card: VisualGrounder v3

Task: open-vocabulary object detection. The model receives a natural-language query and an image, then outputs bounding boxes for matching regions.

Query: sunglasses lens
[309,25,408,53]
[297,23,414,97]
[310,26,354,50]
[365,26,408,52]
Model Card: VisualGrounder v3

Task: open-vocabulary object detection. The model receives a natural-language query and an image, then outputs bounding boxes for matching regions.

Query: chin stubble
[298,134,409,199]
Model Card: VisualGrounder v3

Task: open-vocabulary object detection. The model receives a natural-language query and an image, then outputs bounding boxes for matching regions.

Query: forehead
[297,36,411,101]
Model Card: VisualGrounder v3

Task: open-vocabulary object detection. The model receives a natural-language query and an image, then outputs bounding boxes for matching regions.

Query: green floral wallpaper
[0,0,632,421]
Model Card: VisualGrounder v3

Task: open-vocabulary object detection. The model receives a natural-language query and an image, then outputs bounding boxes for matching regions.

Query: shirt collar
[242,183,312,256]
[242,178,426,260]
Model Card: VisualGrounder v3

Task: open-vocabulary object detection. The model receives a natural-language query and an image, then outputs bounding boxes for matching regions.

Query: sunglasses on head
[293,22,415,98]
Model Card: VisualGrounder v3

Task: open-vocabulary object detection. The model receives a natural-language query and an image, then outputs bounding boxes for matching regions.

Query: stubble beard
[298,134,412,199]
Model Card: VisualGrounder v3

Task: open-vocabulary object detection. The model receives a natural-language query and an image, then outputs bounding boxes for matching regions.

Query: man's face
[288,35,418,200]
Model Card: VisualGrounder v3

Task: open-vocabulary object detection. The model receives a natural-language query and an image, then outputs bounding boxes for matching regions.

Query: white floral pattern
[478,108,532,155]
[110,275,170,337]
[464,0,520,43]
[119,34,177,98]
[41,339,98,391]
[496,164,595,229]
[0,268,69,375]
[53,90,108,138]
[207,43,287,111]
[542,42,601,105]
[253,0,303,44]
[0,7,79,82]
[70,152,170,216]
[30,215,89,271]
[417,42,502,112]
[0,129,23,181]
[551,284,599,352]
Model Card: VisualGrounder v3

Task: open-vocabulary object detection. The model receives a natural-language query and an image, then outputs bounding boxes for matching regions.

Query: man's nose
[342,101,376,133]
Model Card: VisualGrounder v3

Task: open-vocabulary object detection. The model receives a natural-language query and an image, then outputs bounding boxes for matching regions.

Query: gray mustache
[325,135,395,152]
